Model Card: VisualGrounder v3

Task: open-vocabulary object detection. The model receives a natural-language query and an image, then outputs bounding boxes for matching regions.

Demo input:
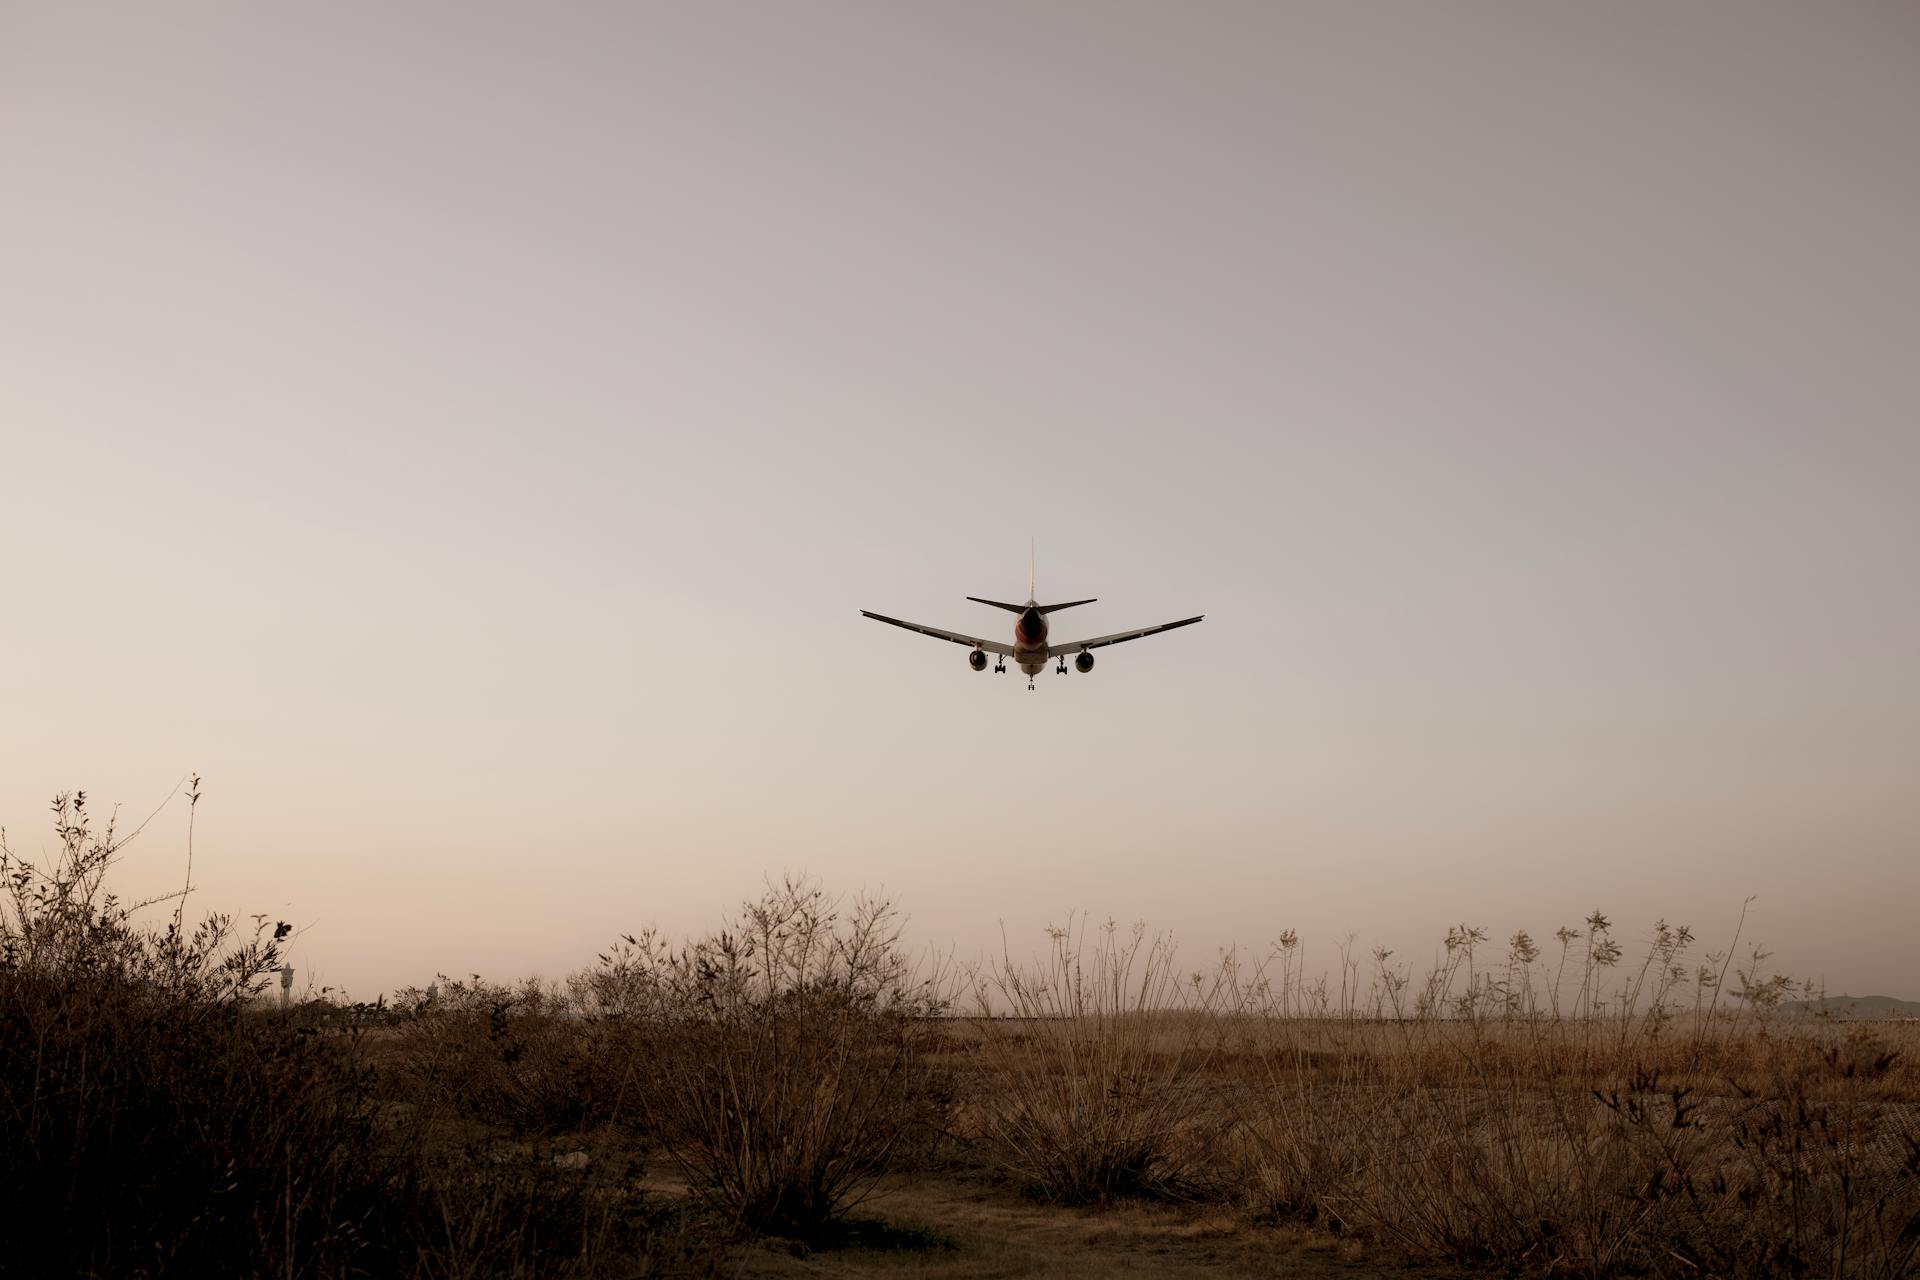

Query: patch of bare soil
[696,1174,1466,1279]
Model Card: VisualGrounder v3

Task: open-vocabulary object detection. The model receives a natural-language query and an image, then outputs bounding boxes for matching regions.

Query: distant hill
[1778,995,1920,1019]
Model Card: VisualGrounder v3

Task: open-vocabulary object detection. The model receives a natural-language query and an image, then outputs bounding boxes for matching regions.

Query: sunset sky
[4,2,1916,1000]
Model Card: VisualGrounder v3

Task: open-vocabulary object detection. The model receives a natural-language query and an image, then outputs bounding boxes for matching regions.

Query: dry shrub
[0,792,398,1278]
[0,790,711,1280]
[577,878,952,1237]
[394,974,627,1137]
[400,1141,715,1280]
[1286,1031,1920,1276]
[1239,916,1920,1277]
[1644,1034,1920,1278]
[969,917,1235,1204]
[1231,1033,1378,1229]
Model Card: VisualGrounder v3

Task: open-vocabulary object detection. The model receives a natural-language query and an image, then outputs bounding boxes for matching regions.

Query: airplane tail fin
[976,544,1081,612]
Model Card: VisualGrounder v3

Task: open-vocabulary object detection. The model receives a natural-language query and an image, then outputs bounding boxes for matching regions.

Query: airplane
[861,554,1203,691]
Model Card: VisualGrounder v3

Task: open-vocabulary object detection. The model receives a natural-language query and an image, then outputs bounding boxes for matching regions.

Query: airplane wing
[861,610,1016,657]
[1050,615,1204,653]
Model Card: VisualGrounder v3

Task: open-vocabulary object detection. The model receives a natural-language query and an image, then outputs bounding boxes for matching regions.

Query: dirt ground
[667,1173,1466,1279]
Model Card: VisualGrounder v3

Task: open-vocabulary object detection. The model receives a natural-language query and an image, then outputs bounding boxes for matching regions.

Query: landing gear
[994,660,1006,674]
[1028,677,1036,691]
[1055,660,1068,675]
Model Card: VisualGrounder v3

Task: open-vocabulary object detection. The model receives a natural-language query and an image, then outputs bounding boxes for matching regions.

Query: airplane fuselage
[1011,602,1050,674]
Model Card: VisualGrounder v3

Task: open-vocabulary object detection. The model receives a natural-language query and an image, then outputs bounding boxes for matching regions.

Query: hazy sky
[4,2,1916,1000]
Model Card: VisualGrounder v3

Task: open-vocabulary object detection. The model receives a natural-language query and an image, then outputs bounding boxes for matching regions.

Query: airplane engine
[969,649,989,671]
[1075,651,1095,673]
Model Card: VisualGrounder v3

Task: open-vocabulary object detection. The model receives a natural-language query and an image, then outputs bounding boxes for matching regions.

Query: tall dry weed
[1237,914,1920,1276]
[970,917,1236,1203]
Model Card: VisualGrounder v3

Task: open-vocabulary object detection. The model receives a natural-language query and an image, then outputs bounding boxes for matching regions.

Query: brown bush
[393,974,630,1138]
[0,789,712,1279]
[576,878,953,1237]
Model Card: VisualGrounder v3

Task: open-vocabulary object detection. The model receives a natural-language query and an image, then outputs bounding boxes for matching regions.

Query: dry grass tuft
[967,917,1237,1204]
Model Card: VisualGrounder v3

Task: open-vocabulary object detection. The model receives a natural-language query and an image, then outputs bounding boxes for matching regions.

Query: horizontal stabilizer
[966,596,1098,614]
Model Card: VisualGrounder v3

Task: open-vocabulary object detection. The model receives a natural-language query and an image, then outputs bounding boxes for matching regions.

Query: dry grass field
[5,796,1918,1277]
